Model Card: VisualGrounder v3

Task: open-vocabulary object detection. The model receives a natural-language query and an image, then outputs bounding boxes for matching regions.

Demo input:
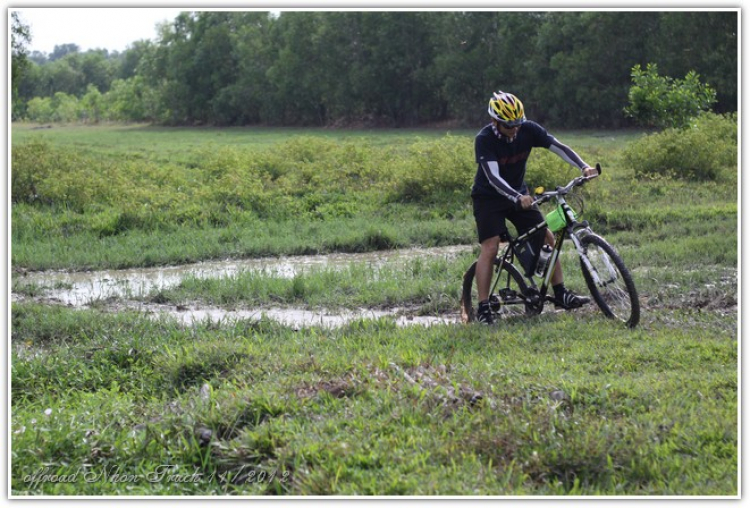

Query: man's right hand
[518,194,534,210]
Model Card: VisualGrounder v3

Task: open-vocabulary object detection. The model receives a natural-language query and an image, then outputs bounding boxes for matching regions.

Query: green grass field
[10,123,738,496]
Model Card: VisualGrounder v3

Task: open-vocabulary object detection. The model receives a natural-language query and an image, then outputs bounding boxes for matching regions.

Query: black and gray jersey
[471,121,589,203]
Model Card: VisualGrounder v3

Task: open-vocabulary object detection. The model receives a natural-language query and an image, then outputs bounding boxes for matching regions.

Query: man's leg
[476,236,500,303]
[543,228,590,309]
[546,228,563,286]
[475,236,500,324]
[472,195,510,324]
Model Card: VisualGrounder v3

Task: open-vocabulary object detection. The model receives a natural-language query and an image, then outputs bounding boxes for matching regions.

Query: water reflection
[126,302,457,329]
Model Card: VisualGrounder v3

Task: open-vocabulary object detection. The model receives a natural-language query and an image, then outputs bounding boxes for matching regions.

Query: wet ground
[12,246,473,328]
[13,246,737,330]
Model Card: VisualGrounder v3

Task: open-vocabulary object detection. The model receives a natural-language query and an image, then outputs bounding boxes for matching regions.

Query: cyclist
[472,90,599,325]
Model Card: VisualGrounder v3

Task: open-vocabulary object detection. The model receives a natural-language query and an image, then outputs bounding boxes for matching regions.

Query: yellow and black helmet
[488,91,526,126]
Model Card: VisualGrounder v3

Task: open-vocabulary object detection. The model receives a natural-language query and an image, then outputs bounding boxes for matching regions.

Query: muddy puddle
[107,301,459,329]
[12,245,473,328]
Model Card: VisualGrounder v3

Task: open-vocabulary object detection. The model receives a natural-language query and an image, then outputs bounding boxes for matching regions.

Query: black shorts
[472,195,545,244]
[473,195,548,276]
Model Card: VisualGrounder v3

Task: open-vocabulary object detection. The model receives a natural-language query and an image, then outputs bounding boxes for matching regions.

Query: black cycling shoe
[476,301,494,325]
[553,288,591,310]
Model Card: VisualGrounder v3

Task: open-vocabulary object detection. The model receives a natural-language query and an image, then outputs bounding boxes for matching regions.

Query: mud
[15,246,734,329]
[113,301,459,329]
[12,245,473,328]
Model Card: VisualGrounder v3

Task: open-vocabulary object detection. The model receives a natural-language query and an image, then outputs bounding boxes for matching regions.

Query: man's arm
[547,137,590,172]
[478,160,523,203]
[530,122,596,176]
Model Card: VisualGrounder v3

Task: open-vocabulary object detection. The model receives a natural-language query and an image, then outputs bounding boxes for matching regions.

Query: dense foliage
[624,63,717,129]
[12,113,737,271]
[11,135,479,239]
[11,12,31,118]
[622,112,737,181]
[13,10,738,128]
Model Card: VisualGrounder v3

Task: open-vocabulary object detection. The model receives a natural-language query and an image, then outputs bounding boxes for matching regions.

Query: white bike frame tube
[571,232,604,287]
[542,247,559,287]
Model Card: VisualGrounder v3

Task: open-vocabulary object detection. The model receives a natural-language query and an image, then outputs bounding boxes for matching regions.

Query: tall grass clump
[16,137,395,219]
[622,112,737,181]
[11,140,82,205]
[388,135,474,203]
[11,135,475,241]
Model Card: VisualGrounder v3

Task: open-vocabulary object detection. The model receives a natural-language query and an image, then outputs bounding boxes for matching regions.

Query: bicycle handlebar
[532,163,601,206]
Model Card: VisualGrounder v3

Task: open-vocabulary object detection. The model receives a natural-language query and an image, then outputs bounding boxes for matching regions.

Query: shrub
[389,135,474,203]
[11,140,52,203]
[25,97,54,123]
[622,112,737,181]
[624,63,717,130]
[50,92,81,123]
[11,134,482,236]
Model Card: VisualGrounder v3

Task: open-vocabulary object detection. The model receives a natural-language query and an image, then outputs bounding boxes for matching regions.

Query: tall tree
[530,11,659,127]
[188,11,242,122]
[148,11,246,124]
[265,12,329,125]
[221,12,275,124]
[307,12,365,124]
[11,11,31,116]
[49,43,80,61]
[117,40,156,80]
[79,50,115,93]
[647,11,738,112]
[433,12,546,125]
[44,56,86,96]
[351,12,440,126]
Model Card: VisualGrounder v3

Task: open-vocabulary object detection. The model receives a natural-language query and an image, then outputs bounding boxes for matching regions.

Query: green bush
[525,149,580,191]
[624,63,717,130]
[11,140,53,203]
[25,97,54,123]
[622,112,737,181]
[12,141,115,210]
[388,135,474,203]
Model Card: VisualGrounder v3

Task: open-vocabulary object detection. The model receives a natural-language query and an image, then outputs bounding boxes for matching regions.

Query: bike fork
[571,232,615,288]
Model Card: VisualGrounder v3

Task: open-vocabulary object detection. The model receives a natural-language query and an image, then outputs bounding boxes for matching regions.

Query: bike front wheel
[461,259,537,323]
[578,234,640,328]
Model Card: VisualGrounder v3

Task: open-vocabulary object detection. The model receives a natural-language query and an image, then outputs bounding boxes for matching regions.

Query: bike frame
[492,174,598,309]
[463,164,638,327]
[495,209,565,306]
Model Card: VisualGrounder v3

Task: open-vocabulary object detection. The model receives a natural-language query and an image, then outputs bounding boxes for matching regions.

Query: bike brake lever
[531,194,550,207]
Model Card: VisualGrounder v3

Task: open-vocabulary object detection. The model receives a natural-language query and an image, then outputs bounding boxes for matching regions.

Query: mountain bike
[460,164,640,328]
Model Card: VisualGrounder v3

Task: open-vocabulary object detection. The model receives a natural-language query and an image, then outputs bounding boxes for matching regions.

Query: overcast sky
[14,8,190,54]
[12,3,729,56]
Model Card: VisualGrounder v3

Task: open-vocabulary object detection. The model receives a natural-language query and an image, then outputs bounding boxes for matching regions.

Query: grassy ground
[9,123,738,496]
[10,301,736,495]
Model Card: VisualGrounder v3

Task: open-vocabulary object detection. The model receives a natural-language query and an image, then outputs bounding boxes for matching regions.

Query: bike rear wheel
[461,259,536,323]
[578,234,640,328]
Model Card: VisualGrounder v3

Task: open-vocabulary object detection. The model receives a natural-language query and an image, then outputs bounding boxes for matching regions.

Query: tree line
[12,10,738,129]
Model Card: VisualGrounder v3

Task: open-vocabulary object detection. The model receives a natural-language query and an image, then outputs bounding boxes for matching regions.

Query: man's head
[488,91,526,139]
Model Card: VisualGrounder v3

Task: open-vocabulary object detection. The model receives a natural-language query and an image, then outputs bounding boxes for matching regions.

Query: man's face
[497,121,521,141]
